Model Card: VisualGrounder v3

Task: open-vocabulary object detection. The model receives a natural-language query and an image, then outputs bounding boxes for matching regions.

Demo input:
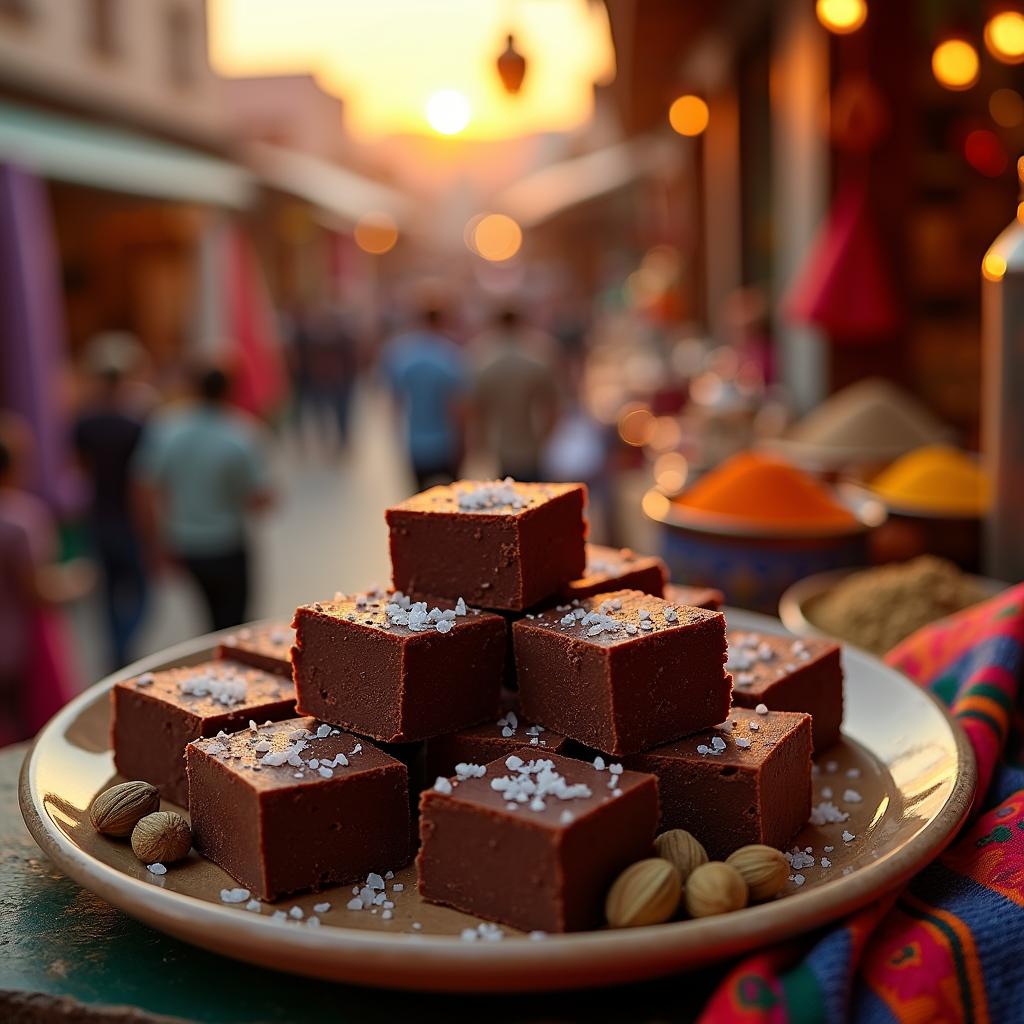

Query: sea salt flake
[147,863,167,875]
[842,830,856,843]
[821,858,832,869]
[593,756,606,771]
[382,910,393,920]
[220,887,250,903]
[755,703,769,715]
[289,906,304,919]
[433,776,453,794]
[245,899,261,912]
[392,883,404,892]
[346,898,363,911]
[736,737,752,749]
[314,902,331,913]
[792,873,806,886]
[843,789,863,804]
[367,872,385,890]
[846,767,861,779]
[809,801,849,825]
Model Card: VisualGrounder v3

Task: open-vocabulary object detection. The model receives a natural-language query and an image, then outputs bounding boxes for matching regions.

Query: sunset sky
[207,0,616,141]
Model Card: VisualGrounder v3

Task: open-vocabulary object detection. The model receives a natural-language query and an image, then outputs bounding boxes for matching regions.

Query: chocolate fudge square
[513,590,731,756]
[664,582,724,612]
[111,662,295,806]
[216,622,294,678]
[624,707,812,859]
[418,748,659,932]
[292,591,506,743]
[728,632,843,751]
[423,695,569,782]
[560,543,667,601]
[188,717,410,901]
[386,479,587,611]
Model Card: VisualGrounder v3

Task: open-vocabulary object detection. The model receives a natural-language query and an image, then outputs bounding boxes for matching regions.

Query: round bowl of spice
[779,556,1004,656]
[642,452,884,613]
[861,445,990,572]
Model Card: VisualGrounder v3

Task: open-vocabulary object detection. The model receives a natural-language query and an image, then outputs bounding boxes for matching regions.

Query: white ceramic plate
[20,610,975,992]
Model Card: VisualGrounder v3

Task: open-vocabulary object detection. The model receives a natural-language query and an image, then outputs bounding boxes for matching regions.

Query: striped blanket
[702,583,1024,1023]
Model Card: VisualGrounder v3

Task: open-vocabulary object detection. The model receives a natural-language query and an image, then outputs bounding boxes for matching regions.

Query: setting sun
[208,0,615,140]
[426,89,471,136]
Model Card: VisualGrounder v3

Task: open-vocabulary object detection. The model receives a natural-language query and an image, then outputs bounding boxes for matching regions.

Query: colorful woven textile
[701,583,1024,1023]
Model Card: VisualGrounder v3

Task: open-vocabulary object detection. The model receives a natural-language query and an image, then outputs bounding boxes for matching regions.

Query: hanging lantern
[497,34,527,94]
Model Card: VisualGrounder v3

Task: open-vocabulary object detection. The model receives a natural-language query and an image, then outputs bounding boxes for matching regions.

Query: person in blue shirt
[134,367,272,631]
[381,307,469,490]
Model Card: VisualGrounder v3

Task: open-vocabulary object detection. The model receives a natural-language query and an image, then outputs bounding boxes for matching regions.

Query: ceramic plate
[20,610,975,993]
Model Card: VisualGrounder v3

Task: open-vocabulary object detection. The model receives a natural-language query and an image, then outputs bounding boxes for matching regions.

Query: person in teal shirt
[381,307,469,490]
[134,368,272,631]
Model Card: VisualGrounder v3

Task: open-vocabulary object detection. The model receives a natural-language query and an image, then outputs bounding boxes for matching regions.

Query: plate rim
[19,614,978,992]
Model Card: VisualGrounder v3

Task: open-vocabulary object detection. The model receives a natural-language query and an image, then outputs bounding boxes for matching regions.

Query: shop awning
[494,136,678,227]
[246,141,412,227]
[0,101,253,208]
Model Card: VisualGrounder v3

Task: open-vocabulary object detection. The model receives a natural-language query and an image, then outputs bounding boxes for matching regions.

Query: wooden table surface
[1,742,724,1023]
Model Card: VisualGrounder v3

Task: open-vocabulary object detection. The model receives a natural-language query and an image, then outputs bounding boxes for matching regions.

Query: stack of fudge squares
[110,478,844,934]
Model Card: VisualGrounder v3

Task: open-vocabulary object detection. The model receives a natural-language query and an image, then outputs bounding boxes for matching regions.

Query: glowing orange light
[617,404,655,447]
[426,89,471,135]
[932,38,980,91]
[354,212,398,255]
[470,213,522,262]
[668,95,709,137]
[990,87,1024,127]
[983,251,1007,282]
[984,10,1024,64]
[815,0,867,34]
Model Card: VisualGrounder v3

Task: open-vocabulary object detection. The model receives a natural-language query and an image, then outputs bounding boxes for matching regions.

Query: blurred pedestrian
[134,367,272,632]
[381,307,468,489]
[0,426,47,742]
[471,309,560,481]
[295,301,359,454]
[0,417,86,741]
[72,334,150,669]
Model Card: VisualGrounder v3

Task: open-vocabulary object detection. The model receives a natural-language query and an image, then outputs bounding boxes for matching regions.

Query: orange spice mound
[674,452,858,529]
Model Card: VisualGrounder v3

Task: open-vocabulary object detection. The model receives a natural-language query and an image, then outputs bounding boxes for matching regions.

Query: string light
[668,95,709,137]
[815,0,867,35]
[984,10,1024,64]
[931,38,980,91]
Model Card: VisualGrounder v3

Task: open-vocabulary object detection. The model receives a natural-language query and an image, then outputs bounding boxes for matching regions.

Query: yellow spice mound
[871,445,990,517]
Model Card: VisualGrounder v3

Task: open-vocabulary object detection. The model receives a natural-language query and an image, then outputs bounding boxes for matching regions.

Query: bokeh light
[983,251,1008,282]
[470,213,523,261]
[984,10,1024,64]
[964,129,1009,177]
[647,416,683,454]
[931,38,980,91]
[668,95,709,137]
[617,404,655,447]
[815,0,867,35]
[353,212,398,255]
[426,89,471,135]
[653,452,689,493]
[990,87,1024,127]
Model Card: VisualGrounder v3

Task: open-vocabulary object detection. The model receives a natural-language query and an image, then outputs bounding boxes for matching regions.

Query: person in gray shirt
[134,368,272,631]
